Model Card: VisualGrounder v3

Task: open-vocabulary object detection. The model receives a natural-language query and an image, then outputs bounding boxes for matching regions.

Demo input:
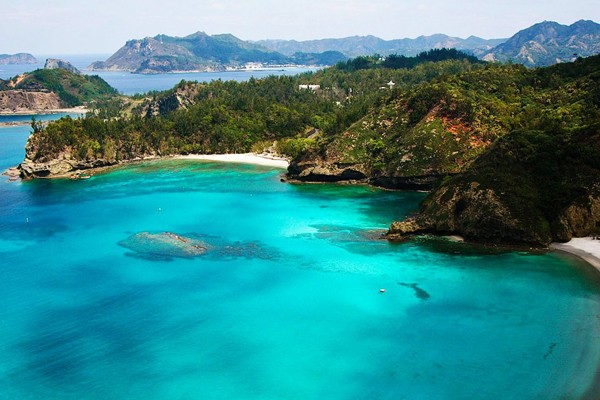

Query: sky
[1,0,599,55]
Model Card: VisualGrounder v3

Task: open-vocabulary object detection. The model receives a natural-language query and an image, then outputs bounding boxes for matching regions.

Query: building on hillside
[299,84,321,91]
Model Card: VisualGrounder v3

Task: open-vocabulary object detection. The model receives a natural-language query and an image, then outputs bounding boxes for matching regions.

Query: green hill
[388,55,600,245]
[8,68,118,107]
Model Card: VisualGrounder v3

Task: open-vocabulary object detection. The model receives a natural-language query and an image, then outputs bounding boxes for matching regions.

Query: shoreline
[0,106,88,116]
[550,238,600,272]
[9,152,290,181]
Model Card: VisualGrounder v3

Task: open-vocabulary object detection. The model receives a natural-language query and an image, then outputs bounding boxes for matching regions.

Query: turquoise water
[2,123,600,399]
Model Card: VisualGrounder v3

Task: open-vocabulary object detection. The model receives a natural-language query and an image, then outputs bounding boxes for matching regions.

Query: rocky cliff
[0,90,61,113]
[44,58,81,74]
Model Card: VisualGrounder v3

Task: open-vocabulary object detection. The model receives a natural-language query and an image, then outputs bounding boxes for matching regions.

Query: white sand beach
[177,153,289,169]
[551,237,600,271]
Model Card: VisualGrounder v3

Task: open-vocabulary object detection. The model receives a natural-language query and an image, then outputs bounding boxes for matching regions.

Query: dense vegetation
[389,123,600,245]
[387,55,600,244]
[27,50,483,162]
[294,54,600,178]
[9,69,117,106]
[336,49,481,71]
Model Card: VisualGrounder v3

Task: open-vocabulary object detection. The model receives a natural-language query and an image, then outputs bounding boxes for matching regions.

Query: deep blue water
[0,55,317,95]
[1,99,600,398]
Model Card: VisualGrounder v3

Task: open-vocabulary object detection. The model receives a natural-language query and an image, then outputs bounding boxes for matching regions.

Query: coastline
[550,238,600,272]
[0,106,88,116]
[10,152,290,181]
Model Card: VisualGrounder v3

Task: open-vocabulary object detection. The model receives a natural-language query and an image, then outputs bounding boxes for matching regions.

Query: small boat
[379,288,386,293]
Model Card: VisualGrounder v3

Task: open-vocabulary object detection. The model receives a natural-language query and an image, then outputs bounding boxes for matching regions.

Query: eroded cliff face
[387,183,554,246]
[44,58,81,74]
[0,90,61,113]
[18,139,117,179]
[553,190,600,242]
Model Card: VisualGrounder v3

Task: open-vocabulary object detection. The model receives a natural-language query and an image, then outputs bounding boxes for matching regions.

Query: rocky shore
[286,160,441,190]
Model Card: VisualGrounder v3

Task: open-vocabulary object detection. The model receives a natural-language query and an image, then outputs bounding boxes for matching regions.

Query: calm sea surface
[0,62,599,399]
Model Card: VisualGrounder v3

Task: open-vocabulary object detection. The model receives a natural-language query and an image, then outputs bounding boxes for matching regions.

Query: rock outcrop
[287,159,441,190]
[0,90,61,113]
[386,183,554,245]
[287,160,368,183]
[18,157,115,179]
[44,58,81,74]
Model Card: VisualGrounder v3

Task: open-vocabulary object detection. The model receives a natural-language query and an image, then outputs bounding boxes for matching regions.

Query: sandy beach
[176,153,289,168]
[551,237,600,271]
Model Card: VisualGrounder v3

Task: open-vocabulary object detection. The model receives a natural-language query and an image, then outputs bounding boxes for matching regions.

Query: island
[0,53,37,65]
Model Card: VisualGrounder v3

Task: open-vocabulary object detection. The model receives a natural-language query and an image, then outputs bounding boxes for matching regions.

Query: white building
[299,84,321,91]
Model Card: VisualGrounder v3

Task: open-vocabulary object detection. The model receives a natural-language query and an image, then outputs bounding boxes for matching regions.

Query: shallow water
[1,122,600,399]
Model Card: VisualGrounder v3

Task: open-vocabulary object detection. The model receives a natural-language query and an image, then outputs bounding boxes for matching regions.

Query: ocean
[0,68,599,399]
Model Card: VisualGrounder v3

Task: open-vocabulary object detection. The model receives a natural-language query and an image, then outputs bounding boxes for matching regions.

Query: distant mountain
[483,20,600,67]
[0,53,37,65]
[256,34,506,58]
[288,51,347,66]
[89,32,344,74]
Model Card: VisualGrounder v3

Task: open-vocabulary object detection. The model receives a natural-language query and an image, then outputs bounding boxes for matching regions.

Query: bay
[0,69,599,399]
